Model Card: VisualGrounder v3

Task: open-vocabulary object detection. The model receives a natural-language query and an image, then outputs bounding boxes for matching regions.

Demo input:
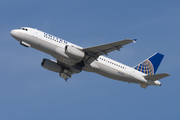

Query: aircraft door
[33,29,38,38]
[131,69,135,77]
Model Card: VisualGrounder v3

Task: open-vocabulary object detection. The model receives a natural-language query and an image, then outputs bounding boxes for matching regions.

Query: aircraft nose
[10,29,20,40]
[10,30,17,37]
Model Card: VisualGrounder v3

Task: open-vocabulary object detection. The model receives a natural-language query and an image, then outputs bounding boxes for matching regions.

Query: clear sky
[0,0,180,120]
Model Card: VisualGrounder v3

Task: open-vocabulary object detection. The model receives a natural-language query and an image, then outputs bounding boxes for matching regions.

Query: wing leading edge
[83,39,136,63]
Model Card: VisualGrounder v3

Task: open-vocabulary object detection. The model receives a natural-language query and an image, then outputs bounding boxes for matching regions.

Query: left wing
[83,39,136,63]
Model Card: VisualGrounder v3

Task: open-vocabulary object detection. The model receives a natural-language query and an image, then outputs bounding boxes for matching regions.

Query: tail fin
[134,53,164,75]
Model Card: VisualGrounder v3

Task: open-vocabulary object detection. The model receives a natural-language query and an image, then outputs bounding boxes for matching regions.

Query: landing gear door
[33,29,38,38]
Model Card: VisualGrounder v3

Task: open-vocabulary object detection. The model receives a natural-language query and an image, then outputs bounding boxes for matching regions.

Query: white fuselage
[11,27,161,86]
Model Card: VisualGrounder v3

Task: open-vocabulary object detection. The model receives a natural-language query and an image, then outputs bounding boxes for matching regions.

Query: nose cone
[10,30,17,37]
[10,29,20,41]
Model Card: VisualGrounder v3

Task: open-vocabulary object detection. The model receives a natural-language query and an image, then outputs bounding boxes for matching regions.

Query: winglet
[133,39,137,43]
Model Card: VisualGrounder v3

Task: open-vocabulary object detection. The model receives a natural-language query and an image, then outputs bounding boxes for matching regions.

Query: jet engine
[65,45,85,59]
[41,59,62,73]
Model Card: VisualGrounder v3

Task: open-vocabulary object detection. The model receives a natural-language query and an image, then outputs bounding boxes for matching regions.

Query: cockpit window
[19,28,28,31]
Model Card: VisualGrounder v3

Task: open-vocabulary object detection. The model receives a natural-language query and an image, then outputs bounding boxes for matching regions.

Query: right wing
[83,39,136,63]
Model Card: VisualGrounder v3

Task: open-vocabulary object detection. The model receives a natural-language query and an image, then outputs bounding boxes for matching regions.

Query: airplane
[10,27,170,88]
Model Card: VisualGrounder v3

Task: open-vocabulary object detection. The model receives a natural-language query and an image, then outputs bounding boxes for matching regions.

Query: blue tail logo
[134,53,164,75]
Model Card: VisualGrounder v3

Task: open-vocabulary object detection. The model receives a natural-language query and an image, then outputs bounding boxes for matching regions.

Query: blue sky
[0,0,180,120]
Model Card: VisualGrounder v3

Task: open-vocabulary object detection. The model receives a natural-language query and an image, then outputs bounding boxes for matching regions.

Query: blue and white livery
[134,53,164,75]
[11,27,170,88]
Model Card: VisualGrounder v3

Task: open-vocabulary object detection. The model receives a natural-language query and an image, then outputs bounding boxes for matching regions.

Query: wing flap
[144,73,170,81]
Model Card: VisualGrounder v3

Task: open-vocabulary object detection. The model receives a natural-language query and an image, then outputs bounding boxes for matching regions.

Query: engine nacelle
[41,59,62,73]
[65,45,85,59]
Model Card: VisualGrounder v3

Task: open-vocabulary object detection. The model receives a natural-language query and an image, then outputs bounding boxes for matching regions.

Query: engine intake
[65,45,85,59]
[41,59,62,73]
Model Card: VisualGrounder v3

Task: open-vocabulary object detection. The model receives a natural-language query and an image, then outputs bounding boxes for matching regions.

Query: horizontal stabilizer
[144,73,170,81]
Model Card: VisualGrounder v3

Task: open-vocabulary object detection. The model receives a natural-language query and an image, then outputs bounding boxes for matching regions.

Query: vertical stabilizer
[134,53,164,75]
